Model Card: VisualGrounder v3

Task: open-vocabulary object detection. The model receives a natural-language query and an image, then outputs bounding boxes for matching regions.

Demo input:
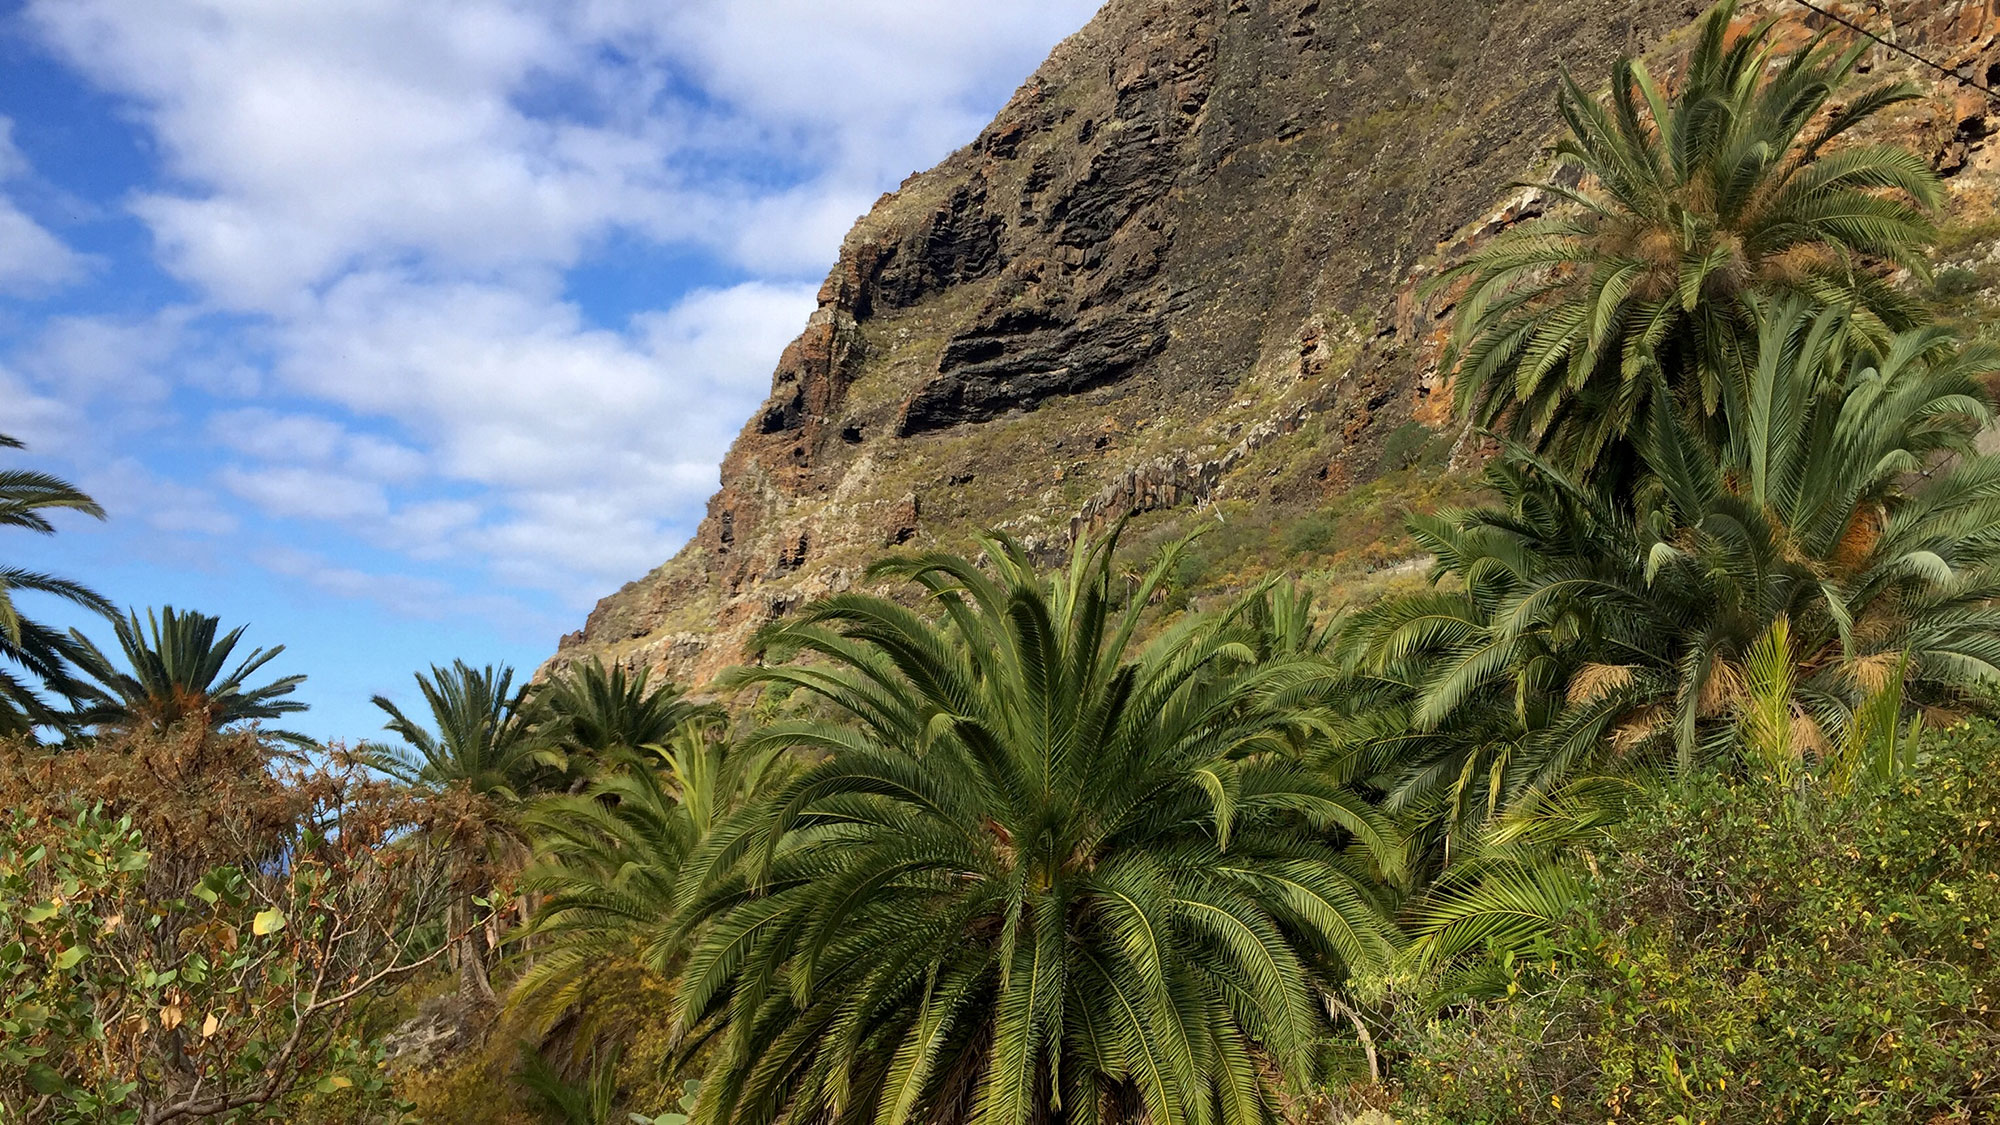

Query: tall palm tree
[68,606,308,746]
[1435,0,1939,473]
[362,660,555,1006]
[511,719,781,1040]
[673,533,1402,1125]
[532,658,722,777]
[0,434,111,734]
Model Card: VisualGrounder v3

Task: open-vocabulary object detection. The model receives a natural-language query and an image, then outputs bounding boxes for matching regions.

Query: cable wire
[1782,0,2000,101]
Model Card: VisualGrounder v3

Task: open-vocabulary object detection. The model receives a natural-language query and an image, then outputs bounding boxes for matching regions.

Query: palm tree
[365,661,548,797]
[511,720,781,1040]
[673,533,1402,1125]
[0,434,111,734]
[68,606,308,746]
[532,658,722,778]
[1333,306,2000,996]
[1359,302,2000,843]
[1396,773,1641,1002]
[1435,0,1940,473]
[362,660,555,1006]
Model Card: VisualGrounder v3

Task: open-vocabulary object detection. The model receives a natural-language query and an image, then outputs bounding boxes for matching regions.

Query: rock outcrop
[559,0,2000,686]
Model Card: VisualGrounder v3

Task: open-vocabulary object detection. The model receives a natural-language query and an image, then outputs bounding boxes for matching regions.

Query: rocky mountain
[559,0,2000,686]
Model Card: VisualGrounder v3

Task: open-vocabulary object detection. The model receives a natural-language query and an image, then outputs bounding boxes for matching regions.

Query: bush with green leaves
[0,805,148,1121]
[1390,720,2000,1124]
[0,787,452,1124]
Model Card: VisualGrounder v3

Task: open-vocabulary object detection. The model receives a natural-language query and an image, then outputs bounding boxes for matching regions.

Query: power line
[1782,0,2000,101]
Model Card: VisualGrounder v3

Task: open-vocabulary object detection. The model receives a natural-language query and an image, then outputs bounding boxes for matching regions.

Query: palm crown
[68,605,308,746]
[363,660,550,799]
[0,434,111,733]
[674,533,1402,1125]
[362,659,563,1007]
[1437,0,1939,472]
[513,719,782,1038]
[532,658,722,773]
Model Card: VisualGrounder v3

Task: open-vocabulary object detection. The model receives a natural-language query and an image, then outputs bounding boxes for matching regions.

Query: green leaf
[26,1062,66,1095]
[53,946,84,971]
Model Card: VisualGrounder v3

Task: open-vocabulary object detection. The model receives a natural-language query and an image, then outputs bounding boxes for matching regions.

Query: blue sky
[0,0,1101,742]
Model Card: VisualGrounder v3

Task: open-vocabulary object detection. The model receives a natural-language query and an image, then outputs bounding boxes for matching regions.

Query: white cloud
[381,499,482,560]
[219,464,390,521]
[207,408,428,482]
[635,281,830,395]
[178,278,810,589]
[15,0,1098,610]
[346,434,428,482]
[208,409,347,462]
[0,367,83,452]
[83,457,239,536]
[0,116,87,293]
[593,0,1099,171]
[27,0,633,306]
[264,276,813,584]
[26,0,1101,299]
[0,118,29,179]
[0,200,86,293]
[255,544,548,625]
[20,311,185,403]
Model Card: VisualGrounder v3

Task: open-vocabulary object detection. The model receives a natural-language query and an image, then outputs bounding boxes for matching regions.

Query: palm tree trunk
[458,931,498,1008]
[454,892,499,1010]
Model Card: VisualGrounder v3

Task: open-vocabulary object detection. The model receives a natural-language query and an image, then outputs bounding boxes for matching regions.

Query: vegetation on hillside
[1391,720,2000,1123]
[3,2,1997,1122]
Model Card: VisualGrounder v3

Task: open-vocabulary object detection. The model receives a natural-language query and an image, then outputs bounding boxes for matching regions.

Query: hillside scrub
[1390,719,2000,1124]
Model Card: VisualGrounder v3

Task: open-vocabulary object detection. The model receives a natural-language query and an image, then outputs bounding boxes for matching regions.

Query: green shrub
[0,729,453,1125]
[0,806,150,1121]
[1392,722,2000,1124]
[1378,421,1446,473]
[1285,511,1342,556]
[1934,266,1983,300]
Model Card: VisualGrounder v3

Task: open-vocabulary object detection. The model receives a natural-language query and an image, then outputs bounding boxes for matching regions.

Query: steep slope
[560,0,2000,685]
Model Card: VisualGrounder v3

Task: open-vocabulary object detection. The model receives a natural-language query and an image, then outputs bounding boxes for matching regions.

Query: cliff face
[560,0,2000,685]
